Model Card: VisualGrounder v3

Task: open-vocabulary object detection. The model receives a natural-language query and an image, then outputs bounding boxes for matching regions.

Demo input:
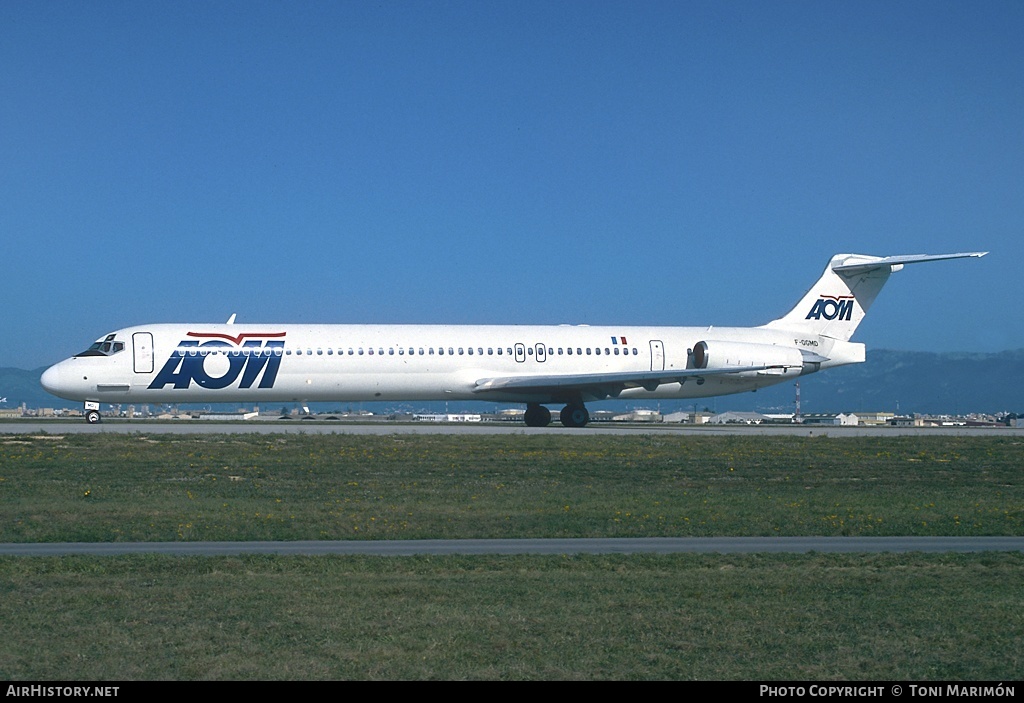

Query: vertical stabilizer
[762,252,986,341]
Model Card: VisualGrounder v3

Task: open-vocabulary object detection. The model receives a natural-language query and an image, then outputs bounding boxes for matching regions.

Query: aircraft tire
[524,404,551,427]
[85,410,102,424]
[560,404,590,428]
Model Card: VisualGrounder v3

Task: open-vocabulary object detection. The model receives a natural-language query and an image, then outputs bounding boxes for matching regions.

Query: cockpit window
[76,333,125,357]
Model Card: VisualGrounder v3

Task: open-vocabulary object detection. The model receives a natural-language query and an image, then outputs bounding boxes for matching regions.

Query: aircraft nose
[40,364,65,397]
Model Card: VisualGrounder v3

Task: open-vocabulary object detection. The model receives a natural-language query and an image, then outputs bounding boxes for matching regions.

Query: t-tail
[762,252,987,341]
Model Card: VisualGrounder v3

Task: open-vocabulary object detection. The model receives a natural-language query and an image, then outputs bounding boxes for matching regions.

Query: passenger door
[133,332,154,374]
[649,340,665,371]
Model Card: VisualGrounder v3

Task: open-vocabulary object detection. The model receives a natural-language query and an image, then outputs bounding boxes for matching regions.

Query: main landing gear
[524,404,551,427]
[524,403,590,428]
[559,403,590,428]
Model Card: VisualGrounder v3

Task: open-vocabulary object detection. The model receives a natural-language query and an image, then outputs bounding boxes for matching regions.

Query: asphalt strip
[2,536,1023,556]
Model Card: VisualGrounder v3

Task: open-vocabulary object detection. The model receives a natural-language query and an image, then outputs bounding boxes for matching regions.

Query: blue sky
[2,1,1021,370]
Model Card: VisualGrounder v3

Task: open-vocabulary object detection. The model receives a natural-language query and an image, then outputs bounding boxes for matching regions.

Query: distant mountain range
[4,349,1022,416]
[726,348,1024,416]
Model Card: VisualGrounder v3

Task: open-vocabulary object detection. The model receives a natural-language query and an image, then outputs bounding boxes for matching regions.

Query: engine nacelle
[691,340,805,373]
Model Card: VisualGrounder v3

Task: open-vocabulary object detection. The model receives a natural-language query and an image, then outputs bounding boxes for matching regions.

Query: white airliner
[41,252,985,426]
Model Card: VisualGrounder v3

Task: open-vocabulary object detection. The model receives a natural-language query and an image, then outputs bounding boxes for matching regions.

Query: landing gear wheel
[524,404,552,427]
[560,404,590,428]
[85,410,101,424]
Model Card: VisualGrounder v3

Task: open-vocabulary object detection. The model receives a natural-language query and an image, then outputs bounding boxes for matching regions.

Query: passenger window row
[183,346,641,358]
[283,346,640,357]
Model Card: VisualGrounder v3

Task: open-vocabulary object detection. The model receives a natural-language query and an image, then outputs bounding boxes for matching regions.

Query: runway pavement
[3,536,1023,556]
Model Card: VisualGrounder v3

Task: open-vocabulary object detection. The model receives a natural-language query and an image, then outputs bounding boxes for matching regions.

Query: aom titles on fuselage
[41,252,986,426]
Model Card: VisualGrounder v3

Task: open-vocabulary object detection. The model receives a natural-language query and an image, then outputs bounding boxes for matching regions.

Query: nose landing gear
[84,401,101,424]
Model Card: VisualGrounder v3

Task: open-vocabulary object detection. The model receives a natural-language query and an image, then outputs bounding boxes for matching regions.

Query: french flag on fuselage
[611,336,627,345]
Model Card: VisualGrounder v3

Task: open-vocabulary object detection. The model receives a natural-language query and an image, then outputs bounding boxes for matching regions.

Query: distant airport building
[413,413,482,422]
[196,411,260,421]
[612,409,662,422]
[708,411,769,425]
[849,411,895,426]
[663,411,713,424]
[801,413,859,426]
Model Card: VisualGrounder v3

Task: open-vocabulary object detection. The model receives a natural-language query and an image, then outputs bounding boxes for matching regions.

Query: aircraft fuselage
[39,252,985,426]
[42,322,853,406]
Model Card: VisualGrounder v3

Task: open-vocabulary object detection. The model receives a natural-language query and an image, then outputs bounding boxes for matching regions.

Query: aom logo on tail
[149,332,286,390]
[805,295,855,321]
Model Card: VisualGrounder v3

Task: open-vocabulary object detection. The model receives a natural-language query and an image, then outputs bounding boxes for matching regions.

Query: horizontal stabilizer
[832,252,987,275]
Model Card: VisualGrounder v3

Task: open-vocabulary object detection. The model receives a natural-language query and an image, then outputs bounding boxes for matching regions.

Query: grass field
[1,433,1022,679]
[2,433,1022,541]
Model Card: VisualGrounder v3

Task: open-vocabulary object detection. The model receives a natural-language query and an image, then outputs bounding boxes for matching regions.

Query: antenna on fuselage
[226,313,237,325]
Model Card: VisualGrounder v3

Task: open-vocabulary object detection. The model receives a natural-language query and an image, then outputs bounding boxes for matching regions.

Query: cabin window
[317,348,323,355]
[497,347,502,355]
[418,348,424,355]
[458,347,465,355]
[487,348,493,355]
[449,347,455,355]
[468,347,474,355]
[566,348,572,355]
[586,348,591,355]
[614,348,619,355]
